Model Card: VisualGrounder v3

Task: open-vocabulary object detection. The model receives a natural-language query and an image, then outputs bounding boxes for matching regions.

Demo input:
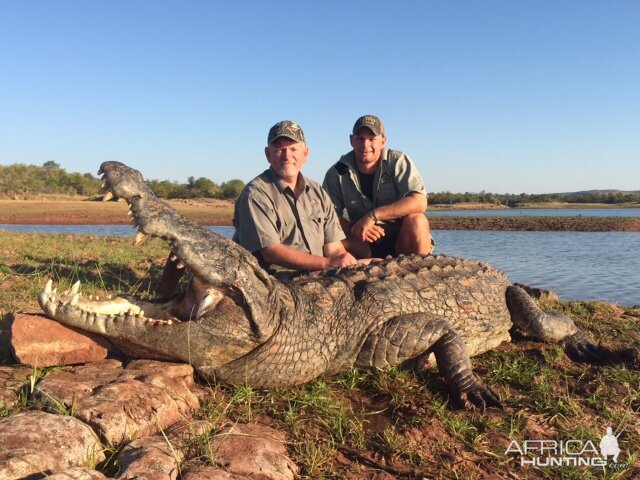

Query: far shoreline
[0,198,638,231]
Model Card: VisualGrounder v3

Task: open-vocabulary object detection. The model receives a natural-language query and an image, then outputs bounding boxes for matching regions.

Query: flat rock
[35,359,125,404]
[210,423,298,480]
[0,410,105,480]
[115,435,183,480]
[10,313,111,367]
[115,419,213,480]
[36,359,200,444]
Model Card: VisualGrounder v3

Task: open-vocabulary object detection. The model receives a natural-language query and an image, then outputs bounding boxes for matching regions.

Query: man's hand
[350,216,385,243]
[327,251,358,268]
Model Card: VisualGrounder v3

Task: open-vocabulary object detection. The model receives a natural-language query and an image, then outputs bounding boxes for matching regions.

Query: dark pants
[369,220,435,258]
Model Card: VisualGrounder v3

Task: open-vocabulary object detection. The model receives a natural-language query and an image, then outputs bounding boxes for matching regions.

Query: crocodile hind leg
[355,313,501,410]
[506,285,639,366]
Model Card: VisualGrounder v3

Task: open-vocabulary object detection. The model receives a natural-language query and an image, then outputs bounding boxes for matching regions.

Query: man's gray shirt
[233,168,345,261]
[322,148,427,224]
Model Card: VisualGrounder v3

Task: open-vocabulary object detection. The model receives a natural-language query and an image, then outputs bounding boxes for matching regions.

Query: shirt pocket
[277,205,298,244]
[376,181,399,206]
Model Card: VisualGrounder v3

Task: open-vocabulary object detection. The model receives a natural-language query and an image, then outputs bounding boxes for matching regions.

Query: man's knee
[400,213,429,235]
[397,213,434,255]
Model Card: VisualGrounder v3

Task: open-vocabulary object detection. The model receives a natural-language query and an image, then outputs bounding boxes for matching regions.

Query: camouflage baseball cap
[352,115,385,136]
[267,120,306,145]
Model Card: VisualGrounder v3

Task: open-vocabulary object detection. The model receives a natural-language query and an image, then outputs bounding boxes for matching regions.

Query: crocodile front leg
[355,313,501,410]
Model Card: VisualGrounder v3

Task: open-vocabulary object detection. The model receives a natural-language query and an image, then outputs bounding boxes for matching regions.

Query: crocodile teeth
[44,279,53,295]
[170,255,178,262]
[134,231,146,246]
[70,294,79,307]
[196,294,214,320]
[70,280,81,295]
[102,191,114,202]
[176,262,185,270]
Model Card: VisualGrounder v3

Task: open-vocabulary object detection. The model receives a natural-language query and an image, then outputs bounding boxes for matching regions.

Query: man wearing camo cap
[233,120,358,273]
[323,115,433,259]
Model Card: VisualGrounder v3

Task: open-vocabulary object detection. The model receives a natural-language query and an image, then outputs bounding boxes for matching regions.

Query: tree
[147,180,179,198]
[42,161,60,169]
[219,179,245,199]
[191,177,219,198]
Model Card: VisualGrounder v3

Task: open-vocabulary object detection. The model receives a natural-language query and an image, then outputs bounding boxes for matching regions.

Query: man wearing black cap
[232,120,358,273]
[323,115,433,259]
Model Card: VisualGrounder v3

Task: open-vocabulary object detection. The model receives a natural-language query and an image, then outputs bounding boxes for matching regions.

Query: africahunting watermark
[505,426,628,468]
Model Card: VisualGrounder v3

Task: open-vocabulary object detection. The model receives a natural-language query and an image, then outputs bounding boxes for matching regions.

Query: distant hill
[429,189,639,207]
[555,189,640,196]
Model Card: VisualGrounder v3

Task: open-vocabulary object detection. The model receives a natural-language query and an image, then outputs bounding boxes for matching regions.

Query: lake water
[1,224,638,306]
[429,208,640,217]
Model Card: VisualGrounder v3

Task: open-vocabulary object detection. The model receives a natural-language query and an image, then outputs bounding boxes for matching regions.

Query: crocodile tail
[506,285,577,342]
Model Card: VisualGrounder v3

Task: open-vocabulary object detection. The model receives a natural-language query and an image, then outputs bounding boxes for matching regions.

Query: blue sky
[1,1,638,194]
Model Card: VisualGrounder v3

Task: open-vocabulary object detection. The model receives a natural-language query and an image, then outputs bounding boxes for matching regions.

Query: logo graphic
[599,426,623,463]
[379,172,393,185]
[505,425,627,469]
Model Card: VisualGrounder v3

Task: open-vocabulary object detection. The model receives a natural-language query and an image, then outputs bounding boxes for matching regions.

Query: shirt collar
[267,167,308,195]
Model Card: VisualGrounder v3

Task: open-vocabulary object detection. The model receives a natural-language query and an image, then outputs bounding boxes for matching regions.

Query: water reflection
[433,231,639,306]
[1,225,638,306]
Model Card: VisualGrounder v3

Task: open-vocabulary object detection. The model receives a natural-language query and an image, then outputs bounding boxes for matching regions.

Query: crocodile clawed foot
[564,332,640,368]
[615,348,640,369]
[453,376,502,411]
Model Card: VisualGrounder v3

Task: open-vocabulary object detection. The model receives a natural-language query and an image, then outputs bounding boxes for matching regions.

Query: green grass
[0,231,169,313]
[0,231,639,478]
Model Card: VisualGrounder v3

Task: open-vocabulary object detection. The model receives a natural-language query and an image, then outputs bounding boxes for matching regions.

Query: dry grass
[0,198,235,225]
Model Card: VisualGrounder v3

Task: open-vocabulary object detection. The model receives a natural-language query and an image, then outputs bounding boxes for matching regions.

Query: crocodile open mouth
[39,279,178,326]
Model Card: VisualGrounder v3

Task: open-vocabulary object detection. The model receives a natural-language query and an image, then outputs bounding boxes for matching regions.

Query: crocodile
[37,161,637,408]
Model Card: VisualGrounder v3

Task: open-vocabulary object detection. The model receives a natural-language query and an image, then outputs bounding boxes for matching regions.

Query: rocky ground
[2,313,299,480]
